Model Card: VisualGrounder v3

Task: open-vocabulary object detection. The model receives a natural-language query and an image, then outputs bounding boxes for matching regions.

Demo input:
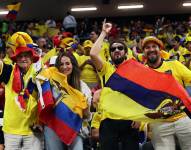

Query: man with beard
[90,21,140,150]
[142,36,191,150]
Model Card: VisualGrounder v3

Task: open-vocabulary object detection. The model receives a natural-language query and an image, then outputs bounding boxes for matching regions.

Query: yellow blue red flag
[6,2,21,20]
[36,67,87,145]
[99,59,191,122]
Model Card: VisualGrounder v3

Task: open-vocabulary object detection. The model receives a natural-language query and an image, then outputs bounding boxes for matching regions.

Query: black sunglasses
[110,45,124,52]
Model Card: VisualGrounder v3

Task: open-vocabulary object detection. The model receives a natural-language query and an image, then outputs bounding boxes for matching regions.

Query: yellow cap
[83,40,93,48]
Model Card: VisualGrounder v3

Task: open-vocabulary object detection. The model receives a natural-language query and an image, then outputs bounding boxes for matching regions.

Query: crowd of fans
[0,13,190,150]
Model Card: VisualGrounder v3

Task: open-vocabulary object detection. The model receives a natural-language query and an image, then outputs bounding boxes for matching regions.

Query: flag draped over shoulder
[6,2,21,20]
[99,59,191,122]
[36,67,87,145]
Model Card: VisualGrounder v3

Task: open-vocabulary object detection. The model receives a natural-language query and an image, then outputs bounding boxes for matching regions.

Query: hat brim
[11,47,39,63]
[142,38,164,50]
[84,44,92,49]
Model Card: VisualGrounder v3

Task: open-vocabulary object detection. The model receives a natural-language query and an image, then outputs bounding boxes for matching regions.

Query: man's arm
[90,20,112,71]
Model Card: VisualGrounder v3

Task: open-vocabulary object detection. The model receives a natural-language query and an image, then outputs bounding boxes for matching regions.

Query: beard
[112,56,126,65]
[147,55,159,64]
[146,50,160,64]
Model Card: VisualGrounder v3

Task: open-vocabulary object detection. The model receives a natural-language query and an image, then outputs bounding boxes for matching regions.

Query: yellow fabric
[6,37,15,51]
[99,41,110,62]
[3,64,38,135]
[3,55,13,65]
[179,46,187,55]
[126,39,136,48]
[37,67,88,118]
[97,60,191,124]
[155,60,191,86]
[160,50,170,60]
[42,48,57,64]
[0,61,3,75]
[47,28,60,38]
[139,122,147,131]
[98,61,116,88]
[99,87,167,122]
[83,40,93,48]
[7,2,21,11]
[137,53,144,62]
[169,49,179,57]
[9,32,33,52]
[72,52,80,65]
[35,24,48,37]
[168,47,186,62]
[59,37,75,49]
[78,55,99,83]
[91,112,102,129]
[127,48,134,59]
[91,61,116,128]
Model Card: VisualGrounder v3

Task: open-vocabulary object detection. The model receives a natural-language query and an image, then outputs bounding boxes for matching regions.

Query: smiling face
[110,42,126,65]
[143,41,161,65]
[58,56,73,76]
[16,51,33,73]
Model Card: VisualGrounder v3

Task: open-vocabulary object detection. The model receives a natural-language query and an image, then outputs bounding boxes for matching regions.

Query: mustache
[147,51,157,55]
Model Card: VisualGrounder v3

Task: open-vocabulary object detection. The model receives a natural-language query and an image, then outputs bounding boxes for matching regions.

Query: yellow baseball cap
[83,40,93,48]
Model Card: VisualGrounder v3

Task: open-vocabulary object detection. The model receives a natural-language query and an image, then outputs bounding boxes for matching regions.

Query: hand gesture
[102,19,112,34]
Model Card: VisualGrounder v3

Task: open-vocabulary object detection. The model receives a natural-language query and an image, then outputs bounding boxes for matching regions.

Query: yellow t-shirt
[35,24,48,37]
[99,41,110,62]
[98,61,116,88]
[2,64,38,135]
[78,55,99,83]
[153,60,191,121]
[91,112,102,129]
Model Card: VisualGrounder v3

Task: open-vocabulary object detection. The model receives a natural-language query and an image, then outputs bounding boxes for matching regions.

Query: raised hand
[102,18,112,34]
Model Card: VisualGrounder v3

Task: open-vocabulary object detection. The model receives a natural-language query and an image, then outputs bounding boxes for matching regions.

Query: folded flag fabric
[36,67,87,145]
[99,59,191,122]
[6,2,21,20]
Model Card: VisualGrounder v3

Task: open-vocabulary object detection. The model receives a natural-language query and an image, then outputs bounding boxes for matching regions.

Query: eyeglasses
[110,46,124,52]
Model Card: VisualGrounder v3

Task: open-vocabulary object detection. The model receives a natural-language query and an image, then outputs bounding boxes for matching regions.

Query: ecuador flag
[99,59,191,122]
[6,2,21,20]
[36,67,87,145]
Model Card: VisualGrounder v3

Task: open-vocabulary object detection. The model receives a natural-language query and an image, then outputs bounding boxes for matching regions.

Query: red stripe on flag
[48,116,78,145]
[115,59,191,111]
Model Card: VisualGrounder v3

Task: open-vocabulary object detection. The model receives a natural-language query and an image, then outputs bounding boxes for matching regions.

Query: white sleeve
[80,80,92,107]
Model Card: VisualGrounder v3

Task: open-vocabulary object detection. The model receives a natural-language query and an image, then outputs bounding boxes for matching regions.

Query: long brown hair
[55,51,81,90]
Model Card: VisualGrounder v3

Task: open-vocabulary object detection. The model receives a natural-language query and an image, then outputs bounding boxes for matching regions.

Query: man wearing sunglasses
[90,21,140,150]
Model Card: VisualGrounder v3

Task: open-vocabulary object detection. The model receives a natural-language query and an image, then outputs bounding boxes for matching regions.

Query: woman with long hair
[38,51,91,150]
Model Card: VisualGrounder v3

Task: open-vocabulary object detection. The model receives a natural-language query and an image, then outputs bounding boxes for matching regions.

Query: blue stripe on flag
[106,73,178,109]
[54,101,82,132]
[42,81,51,94]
